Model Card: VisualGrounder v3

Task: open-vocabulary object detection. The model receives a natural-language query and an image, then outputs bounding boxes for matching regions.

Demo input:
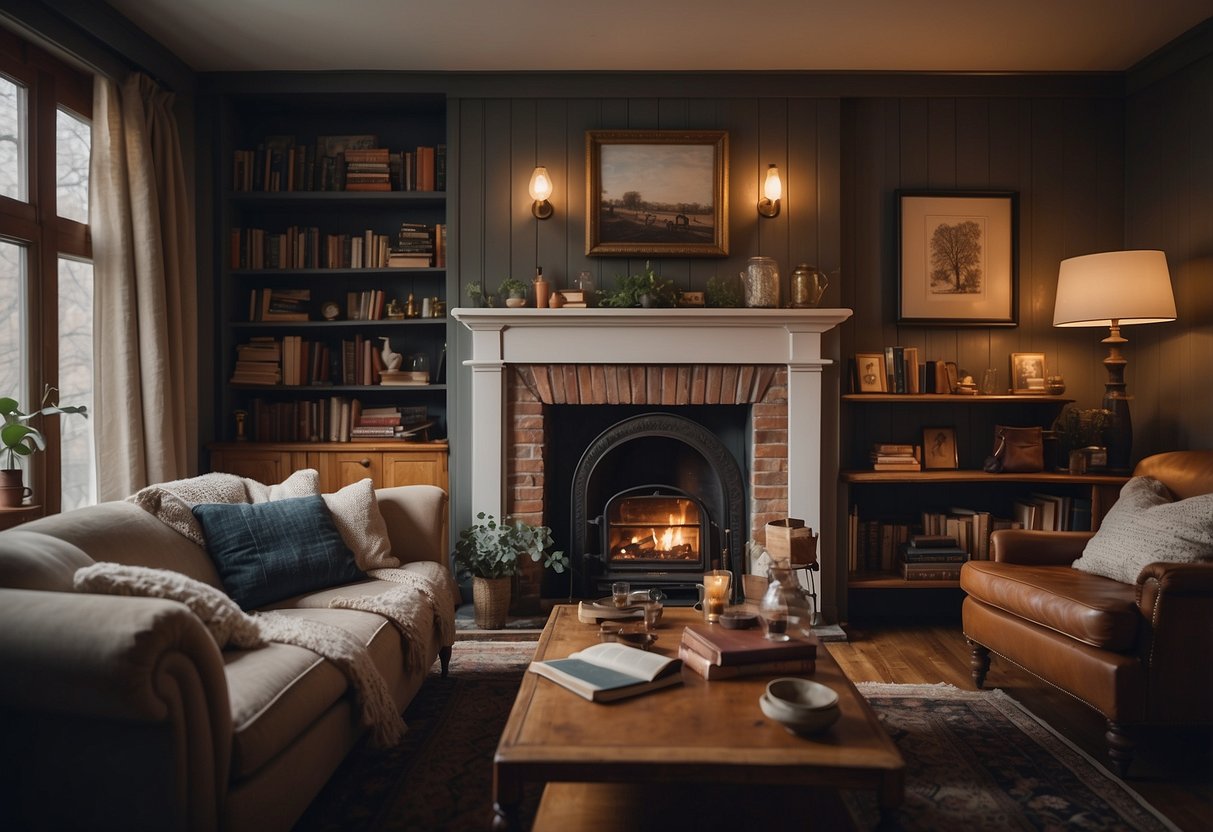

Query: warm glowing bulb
[529,166,553,201]
[763,165,782,202]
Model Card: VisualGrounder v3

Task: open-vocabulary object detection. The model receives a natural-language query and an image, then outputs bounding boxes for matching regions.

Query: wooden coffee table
[492,605,903,830]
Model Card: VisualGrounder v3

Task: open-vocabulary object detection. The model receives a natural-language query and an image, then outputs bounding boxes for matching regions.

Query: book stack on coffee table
[678,621,818,680]
[899,534,968,581]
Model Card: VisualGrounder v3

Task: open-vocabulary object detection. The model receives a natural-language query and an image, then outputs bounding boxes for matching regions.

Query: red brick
[751,471,788,487]
[752,485,789,501]
[751,457,787,472]
[753,444,789,458]
[752,403,787,419]
[752,429,787,445]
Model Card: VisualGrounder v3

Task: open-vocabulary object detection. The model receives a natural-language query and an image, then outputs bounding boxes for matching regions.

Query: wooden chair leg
[1106,721,1134,778]
[967,640,991,688]
[439,645,452,677]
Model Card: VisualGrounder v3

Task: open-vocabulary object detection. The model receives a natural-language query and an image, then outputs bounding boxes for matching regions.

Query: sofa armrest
[0,589,232,830]
[990,529,1094,565]
[376,484,449,566]
[1135,561,1213,723]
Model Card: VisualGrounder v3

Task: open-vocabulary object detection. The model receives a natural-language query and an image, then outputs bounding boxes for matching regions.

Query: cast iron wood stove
[596,485,712,578]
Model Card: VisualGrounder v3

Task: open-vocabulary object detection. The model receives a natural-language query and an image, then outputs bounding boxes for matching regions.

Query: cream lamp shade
[1053,249,1176,327]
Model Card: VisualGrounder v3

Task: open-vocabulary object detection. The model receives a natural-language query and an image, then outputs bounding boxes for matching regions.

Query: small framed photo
[854,353,888,393]
[922,427,959,470]
[1010,352,1047,394]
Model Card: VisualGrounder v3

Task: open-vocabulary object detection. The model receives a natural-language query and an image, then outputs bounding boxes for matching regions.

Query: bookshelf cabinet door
[210,449,293,484]
[382,450,448,491]
[321,452,384,490]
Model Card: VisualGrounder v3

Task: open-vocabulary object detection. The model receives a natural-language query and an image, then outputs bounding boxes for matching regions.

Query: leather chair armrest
[1136,560,1213,618]
[990,529,1094,564]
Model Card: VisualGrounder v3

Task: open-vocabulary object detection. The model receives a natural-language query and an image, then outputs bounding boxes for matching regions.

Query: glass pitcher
[741,256,780,308]
[759,558,815,640]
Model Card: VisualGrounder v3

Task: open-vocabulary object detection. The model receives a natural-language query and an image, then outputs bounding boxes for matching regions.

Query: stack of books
[677,621,817,680]
[870,443,921,471]
[387,222,435,268]
[556,289,589,308]
[350,405,431,442]
[899,534,968,581]
[342,148,391,192]
[230,338,282,385]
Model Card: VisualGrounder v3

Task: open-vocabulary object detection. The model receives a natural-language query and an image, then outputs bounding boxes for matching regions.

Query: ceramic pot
[505,296,526,308]
[0,469,31,508]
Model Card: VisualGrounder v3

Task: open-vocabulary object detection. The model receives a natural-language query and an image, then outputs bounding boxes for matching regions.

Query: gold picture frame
[586,129,728,257]
[1010,352,1047,394]
[922,426,959,470]
[854,353,888,393]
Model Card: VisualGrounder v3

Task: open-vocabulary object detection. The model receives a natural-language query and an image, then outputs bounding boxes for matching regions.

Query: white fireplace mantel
[453,307,853,527]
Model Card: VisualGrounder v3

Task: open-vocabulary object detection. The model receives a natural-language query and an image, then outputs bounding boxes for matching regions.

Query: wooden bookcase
[207,89,451,489]
[839,394,1127,604]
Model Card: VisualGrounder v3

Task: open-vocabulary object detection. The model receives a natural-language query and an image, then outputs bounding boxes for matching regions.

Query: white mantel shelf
[452,307,853,366]
[453,306,854,609]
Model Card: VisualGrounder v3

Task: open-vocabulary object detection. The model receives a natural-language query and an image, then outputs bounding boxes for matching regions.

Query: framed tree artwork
[897,190,1018,326]
[922,426,959,470]
[586,130,728,257]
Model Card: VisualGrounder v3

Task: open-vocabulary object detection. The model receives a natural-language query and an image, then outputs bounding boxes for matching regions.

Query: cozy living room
[1,2,1211,830]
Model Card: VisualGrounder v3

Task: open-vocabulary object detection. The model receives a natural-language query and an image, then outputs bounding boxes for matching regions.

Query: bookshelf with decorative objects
[840,391,1127,612]
[206,89,451,491]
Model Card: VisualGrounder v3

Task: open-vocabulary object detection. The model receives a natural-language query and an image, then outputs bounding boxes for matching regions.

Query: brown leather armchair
[961,450,1213,776]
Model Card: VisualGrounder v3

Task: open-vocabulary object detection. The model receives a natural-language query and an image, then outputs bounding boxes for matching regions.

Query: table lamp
[1053,250,1176,472]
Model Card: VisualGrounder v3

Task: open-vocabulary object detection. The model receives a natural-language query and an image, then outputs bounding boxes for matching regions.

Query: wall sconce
[529,166,553,219]
[758,164,782,218]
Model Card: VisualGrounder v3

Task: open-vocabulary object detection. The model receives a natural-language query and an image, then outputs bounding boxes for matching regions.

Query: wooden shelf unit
[840,393,1126,602]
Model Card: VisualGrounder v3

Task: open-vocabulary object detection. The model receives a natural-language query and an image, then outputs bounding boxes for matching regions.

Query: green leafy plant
[706,274,744,308]
[599,261,677,308]
[1,387,89,470]
[454,512,567,579]
[498,278,527,299]
[1054,407,1114,452]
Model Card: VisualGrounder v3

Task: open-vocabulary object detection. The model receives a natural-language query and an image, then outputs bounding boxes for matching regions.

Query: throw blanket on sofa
[359,563,458,665]
[73,563,406,746]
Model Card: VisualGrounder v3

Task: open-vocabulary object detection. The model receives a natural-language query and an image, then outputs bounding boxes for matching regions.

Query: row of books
[249,288,311,322]
[847,506,1026,575]
[230,223,446,270]
[244,397,429,444]
[1013,494,1093,532]
[230,336,437,388]
[850,346,966,395]
[898,534,970,581]
[231,137,446,193]
[869,442,921,471]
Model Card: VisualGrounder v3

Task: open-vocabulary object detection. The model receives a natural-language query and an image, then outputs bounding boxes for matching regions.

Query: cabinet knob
[359,458,371,468]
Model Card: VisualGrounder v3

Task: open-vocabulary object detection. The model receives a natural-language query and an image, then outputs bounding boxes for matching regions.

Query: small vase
[505,296,526,308]
[0,469,31,508]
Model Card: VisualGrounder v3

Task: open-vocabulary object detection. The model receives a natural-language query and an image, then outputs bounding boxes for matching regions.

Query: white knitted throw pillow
[1072,476,1213,584]
[322,478,398,570]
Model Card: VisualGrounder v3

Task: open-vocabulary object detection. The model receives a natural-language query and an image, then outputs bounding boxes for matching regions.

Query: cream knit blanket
[72,562,460,747]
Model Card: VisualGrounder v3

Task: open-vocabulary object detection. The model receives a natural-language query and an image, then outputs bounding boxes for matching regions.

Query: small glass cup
[642,600,663,631]
[611,581,631,608]
[980,368,999,395]
[702,570,731,623]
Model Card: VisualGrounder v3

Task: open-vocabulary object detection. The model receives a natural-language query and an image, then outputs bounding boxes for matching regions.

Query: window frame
[0,28,93,515]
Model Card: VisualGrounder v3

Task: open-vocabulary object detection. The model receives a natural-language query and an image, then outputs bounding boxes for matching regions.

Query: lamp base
[1102,394,1133,474]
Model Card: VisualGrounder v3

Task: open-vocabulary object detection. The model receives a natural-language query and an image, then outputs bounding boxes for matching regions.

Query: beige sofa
[0,484,454,832]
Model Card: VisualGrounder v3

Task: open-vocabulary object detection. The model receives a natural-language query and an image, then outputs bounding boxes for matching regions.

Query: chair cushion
[961,560,1140,651]
[1072,476,1213,584]
[193,495,363,610]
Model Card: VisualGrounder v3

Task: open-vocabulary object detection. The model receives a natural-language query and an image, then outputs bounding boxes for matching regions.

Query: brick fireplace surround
[453,308,852,610]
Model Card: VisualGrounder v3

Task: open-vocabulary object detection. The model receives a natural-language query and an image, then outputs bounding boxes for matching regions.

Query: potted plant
[1,387,88,507]
[599,261,677,308]
[454,512,567,628]
[706,274,744,308]
[499,278,528,308]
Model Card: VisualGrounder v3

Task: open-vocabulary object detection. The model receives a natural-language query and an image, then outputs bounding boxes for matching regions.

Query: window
[0,31,93,514]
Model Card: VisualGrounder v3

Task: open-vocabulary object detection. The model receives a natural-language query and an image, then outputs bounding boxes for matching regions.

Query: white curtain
[90,73,197,500]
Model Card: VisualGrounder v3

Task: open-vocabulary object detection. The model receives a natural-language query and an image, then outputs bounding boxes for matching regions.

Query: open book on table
[528,642,683,702]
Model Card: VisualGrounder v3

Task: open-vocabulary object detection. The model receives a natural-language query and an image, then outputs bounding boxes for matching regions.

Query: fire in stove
[607,495,702,564]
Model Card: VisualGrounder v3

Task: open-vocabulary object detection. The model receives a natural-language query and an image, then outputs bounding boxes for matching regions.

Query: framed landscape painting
[897,190,1018,326]
[586,130,728,257]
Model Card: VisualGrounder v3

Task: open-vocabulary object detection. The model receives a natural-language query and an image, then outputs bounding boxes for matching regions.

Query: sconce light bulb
[529,166,553,201]
[763,164,783,202]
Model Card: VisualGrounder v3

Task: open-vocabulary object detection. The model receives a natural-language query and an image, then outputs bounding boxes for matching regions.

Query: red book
[681,623,817,667]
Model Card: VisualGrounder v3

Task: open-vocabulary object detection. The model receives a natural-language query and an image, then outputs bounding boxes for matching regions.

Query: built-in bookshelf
[209,90,451,488]
[840,394,1127,598]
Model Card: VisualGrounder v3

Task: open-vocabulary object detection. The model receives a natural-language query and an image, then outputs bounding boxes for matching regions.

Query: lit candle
[703,571,730,622]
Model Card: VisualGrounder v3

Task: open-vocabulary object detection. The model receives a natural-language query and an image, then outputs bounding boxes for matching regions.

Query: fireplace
[453,308,852,616]
[569,411,747,601]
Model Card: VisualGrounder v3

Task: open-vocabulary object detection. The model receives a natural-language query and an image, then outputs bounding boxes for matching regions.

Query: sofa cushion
[193,495,363,609]
[1072,476,1213,584]
[224,607,407,778]
[321,479,398,570]
[961,561,1140,651]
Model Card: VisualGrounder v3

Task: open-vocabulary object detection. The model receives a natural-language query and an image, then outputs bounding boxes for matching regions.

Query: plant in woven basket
[455,513,567,629]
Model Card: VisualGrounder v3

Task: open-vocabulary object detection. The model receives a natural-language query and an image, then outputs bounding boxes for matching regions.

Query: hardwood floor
[830,621,1213,832]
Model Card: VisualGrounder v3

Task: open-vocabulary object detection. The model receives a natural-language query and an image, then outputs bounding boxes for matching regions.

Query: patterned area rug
[295,644,1176,832]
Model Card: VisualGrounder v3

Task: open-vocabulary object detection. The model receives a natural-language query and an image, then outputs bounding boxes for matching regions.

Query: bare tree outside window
[0,241,27,425]
[58,256,94,510]
[0,76,27,201]
[56,108,89,224]
[929,220,983,294]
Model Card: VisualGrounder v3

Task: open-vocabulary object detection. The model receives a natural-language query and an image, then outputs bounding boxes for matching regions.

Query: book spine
[677,643,816,680]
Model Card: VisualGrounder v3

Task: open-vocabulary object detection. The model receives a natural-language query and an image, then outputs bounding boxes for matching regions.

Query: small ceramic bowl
[719,609,758,629]
[759,694,840,736]
[764,678,840,716]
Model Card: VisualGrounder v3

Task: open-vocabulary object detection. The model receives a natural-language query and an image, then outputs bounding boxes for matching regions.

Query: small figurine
[386,298,405,319]
[405,292,418,318]
[380,337,403,371]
